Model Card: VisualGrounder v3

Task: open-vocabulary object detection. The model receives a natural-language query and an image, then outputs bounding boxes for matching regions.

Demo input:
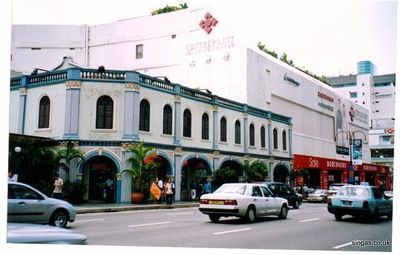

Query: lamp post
[335,130,367,184]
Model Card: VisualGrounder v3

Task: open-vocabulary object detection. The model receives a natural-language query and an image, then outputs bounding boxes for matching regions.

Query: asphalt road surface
[70,203,392,252]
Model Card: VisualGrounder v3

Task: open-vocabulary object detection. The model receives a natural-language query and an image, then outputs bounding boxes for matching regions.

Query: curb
[76,203,199,214]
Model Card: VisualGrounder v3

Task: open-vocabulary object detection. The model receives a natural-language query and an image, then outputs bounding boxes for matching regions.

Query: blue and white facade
[9,61,293,203]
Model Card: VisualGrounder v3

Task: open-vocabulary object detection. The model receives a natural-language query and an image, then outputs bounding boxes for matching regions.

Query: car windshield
[337,186,369,197]
[214,184,246,195]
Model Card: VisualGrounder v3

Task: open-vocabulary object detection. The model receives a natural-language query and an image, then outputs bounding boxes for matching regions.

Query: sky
[8,0,398,77]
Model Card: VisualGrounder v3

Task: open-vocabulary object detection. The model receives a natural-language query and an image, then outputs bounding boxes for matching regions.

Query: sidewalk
[74,201,199,214]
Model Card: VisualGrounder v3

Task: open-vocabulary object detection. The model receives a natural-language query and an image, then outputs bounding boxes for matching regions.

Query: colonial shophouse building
[9,58,293,203]
[10,7,391,195]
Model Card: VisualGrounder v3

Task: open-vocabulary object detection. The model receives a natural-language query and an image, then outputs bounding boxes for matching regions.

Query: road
[69,203,392,252]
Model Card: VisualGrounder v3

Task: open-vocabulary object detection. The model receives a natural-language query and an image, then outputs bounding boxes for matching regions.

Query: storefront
[293,154,390,190]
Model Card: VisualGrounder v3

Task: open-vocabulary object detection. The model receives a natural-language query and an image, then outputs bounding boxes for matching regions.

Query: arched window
[260,126,266,148]
[201,113,209,140]
[235,120,241,144]
[163,105,173,135]
[273,128,278,149]
[139,99,150,131]
[282,130,287,151]
[183,109,191,137]
[38,96,50,129]
[249,123,255,146]
[96,96,113,129]
[220,117,227,142]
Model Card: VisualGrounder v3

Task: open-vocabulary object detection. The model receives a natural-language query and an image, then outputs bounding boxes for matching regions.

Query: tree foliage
[122,142,159,193]
[257,42,329,85]
[56,142,85,179]
[151,3,188,15]
[242,160,268,183]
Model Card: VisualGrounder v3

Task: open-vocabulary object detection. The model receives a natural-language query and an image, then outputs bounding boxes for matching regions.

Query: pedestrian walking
[52,173,63,199]
[157,177,164,203]
[204,180,211,194]
[164,178,174,205]
[190,180,197,200]
[105,176,114,203]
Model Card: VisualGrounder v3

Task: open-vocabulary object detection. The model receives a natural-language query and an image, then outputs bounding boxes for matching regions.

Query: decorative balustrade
[217,97,243,111]
[139,75,174,92]
[180,87,213,102]
[80,69,126,80]
[28,71,68,86]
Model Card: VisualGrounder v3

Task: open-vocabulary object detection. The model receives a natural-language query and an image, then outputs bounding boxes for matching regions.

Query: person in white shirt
[52,173,64,199]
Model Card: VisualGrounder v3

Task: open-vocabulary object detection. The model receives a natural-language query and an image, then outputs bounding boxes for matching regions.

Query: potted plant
[122,142,158,203]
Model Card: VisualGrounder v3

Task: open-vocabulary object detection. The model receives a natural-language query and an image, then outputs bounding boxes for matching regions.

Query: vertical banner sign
[352,139,363,165]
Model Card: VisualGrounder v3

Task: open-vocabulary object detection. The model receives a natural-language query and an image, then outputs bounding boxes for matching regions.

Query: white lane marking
[128,221,171,228]
[167,212,195,216]
[75,218,105,223]
[214,228,251,235]
[299,218,320,223]
[333,241,353,249]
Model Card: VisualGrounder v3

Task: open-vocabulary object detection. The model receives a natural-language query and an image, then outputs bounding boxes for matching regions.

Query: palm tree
[242,160,268,183]
[56,141,85,180]
[122,142,158,194]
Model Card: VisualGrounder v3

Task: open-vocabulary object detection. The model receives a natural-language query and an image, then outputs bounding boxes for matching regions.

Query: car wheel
[244,206,256,223]
[334,214,343,221]
[209,214,220,223]
[293,199,300,209]
[50,209,68,228]
[278,205,288,219]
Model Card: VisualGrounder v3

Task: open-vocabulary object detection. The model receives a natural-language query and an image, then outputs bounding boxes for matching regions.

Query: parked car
[383,190,393,199]
[8,182,76,228]
[7,223,86,244]
[199,183,289,223]
[327,185,392,221]
[307,189,328,203]
[327,183,346,198]
[265,182,302,209]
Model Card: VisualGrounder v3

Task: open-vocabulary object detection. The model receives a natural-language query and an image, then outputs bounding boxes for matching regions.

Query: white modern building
[327,61,395,175]
[10,7,391,194]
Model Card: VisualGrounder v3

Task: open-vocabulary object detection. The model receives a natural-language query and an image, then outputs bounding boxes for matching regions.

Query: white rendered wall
[11,25,88,73]
[23,84,66,138]
[9,90,20,133]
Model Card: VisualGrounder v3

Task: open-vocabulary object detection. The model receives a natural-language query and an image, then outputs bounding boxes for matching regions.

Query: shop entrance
[365,173,376,186]
[273,164,289,184]
[307,169,320,189]
[84,156,117,203]
[328,170,342,187]
[181,158,212,201]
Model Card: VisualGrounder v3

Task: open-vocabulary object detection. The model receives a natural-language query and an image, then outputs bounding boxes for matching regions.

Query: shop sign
[186,36,234,55]
[336,146,349,155]
[327,160,347,169]
[352,139,362,165]
[284,74,300,87]
[318,91,334,102]
[318,102,333,111]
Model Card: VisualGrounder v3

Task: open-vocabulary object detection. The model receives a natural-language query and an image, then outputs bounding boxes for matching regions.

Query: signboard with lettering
[352,139,362,165]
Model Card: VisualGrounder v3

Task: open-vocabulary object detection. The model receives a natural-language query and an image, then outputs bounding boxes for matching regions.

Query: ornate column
[123,83,140,140]
[174,85,182,145]
[243,110,248,153]
[288,124,293,157]
[63,80,81,139]
[212,103,219,150]
[267,119,272,156]
[17,78,27,134]
[174,147,182,201]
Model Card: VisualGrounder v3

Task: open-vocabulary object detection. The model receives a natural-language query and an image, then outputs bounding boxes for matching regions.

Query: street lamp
[335,130,368,184]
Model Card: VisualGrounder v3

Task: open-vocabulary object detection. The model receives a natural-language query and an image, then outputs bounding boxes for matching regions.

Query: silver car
[7,223,87,244]
[199,183,289,223]
[8,182,76,228]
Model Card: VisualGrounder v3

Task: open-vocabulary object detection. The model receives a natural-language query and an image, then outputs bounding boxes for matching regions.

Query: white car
[8,182,76,228]
[199,183,289,223]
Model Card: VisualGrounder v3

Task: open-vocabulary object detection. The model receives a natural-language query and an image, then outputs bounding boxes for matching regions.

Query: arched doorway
[273,164,290,184]
[84,156,118,203]
[181,158,211,201]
